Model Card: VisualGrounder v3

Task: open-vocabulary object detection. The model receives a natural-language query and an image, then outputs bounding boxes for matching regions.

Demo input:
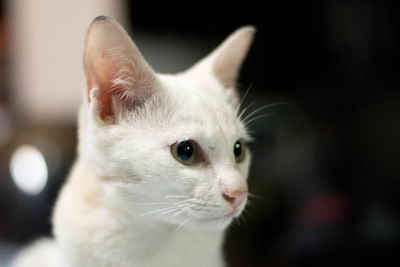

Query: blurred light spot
[33,137,61,175]
[10,145,48,195]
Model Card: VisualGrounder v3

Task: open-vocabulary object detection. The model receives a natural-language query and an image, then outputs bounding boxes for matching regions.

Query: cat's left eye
[234,138,246,163]
[171,140,197,166]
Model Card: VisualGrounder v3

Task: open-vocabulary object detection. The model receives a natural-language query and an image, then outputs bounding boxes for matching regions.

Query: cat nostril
[222,193,236,204]
[222,191,248,208]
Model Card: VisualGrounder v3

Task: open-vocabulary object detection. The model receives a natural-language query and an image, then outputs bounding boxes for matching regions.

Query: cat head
[80,16,255,231]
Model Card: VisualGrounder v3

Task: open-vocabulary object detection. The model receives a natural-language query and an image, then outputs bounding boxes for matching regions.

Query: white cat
[11,16,255,267]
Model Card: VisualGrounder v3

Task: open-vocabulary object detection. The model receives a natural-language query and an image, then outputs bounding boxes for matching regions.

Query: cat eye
[234,139,246,163]
[171,140,197,165]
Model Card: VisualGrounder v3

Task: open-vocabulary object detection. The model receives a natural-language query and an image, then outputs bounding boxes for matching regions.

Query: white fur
[12,17,255,267]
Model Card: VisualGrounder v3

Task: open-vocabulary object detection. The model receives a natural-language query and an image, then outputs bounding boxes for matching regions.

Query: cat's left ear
[184,26,256,98]
[83,16,159,122]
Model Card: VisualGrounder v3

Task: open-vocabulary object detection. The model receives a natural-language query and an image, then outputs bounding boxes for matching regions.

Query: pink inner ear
[86,54,123,120]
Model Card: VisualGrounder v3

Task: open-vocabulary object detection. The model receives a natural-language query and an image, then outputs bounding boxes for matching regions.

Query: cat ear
[185,26,255,90]
[84,16,158,121]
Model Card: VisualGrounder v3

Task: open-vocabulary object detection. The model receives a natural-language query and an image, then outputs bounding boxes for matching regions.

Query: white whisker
[173,212,199,233]
[172,204,197,217]
[161,203,191,215]
[242,102,286,122]
[238,100,261,120]
[165,195,192,199]
[242,208,255,221]
[139,206,180,217]
[123,201,175,205]
[188,200,221,208]
[138,199,193,217]
[241,102,296,124]
[247,192,267,202]
[235,84,253,116]
[107,195,179,205]
[244,113,275,126]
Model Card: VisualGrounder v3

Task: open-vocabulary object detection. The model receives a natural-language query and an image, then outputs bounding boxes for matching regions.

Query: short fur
[11,16,255,267]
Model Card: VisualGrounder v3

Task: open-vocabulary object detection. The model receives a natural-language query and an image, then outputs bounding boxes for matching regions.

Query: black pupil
[177,141,194,161]
[234,141,242,158]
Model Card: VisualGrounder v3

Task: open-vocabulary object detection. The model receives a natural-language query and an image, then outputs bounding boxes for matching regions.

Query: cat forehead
[158,74,236,119]
[156,74,246,138]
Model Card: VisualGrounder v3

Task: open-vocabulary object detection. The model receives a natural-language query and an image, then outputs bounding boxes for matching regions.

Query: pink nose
[222,190,248,209]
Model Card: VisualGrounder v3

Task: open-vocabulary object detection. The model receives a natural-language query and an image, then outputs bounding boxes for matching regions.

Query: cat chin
[189,217,235,232]
[177,217,233,232]
[167,211,241,232]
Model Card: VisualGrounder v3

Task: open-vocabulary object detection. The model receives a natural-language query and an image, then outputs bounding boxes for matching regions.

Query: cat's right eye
[234,138,246,163]
[171,140,197,166]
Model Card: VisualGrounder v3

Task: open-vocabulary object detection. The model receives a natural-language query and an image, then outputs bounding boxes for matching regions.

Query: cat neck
[53,157,225,267]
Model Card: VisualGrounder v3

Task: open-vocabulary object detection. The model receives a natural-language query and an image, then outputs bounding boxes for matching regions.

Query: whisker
[139,206,180,217]
[244,113,276,126]
[107,195,179,205]
[230,217,241,229]
[173,212,199,233]
[138,199,193,216]
[245,129,257,136]
[172,204,197,217]
[244,200,258,211]
[248,192,268,202]
[241,102,295,123]
[239,212,247,226]
[122,201,176,205]
[165,195,192,199]
[242,208,255,221]
[162,203,192,215]
[235,83,253,116]
[245,199,254,209]
[238,100,261,120]
[187,200,221,208]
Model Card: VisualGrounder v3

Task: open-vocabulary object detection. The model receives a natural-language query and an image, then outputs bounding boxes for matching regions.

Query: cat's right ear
[83,16,158,122]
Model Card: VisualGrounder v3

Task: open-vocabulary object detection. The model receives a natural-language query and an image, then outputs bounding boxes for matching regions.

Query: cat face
[80,16,255,231]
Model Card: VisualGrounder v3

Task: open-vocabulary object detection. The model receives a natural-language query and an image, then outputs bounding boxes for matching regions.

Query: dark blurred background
[0,0,399,266]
